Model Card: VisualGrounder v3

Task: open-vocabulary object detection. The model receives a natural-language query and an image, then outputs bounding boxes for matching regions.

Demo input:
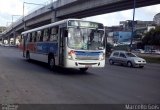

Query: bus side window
[40,30,43,42]
[37,31,41,42]
[28,33,32,42]
[31,33,33,42]
[19,35,22,43]
[50,27,58,41]
[35,32,37,42]
[43,28,49,42]
[23,34,27,42]
[32,32,36,42]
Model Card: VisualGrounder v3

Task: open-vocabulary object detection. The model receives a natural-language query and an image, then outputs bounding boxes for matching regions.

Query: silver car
[109,50,146,68]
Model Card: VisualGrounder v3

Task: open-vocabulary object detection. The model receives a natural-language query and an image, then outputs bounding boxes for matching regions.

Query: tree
[142,26,160,46]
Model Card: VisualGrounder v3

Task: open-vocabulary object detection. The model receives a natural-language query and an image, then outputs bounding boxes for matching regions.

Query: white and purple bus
[20,19,106,72]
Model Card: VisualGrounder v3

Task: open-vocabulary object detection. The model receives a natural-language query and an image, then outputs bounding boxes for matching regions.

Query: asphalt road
[0,46,160,104]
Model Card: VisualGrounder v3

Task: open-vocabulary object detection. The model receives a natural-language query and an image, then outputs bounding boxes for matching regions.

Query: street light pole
[23,2,25,21]
[23,2,45,17]
[23,2,45,30]
[11,15,21,46]
[130,0,136,51]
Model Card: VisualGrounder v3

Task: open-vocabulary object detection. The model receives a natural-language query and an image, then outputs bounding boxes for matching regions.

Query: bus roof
[21,19,103,35]
[22,19,68,35]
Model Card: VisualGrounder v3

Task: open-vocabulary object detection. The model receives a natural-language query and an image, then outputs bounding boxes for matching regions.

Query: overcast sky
[0,0,160,27]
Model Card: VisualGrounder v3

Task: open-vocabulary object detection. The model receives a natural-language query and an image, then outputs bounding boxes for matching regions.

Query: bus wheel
[26,52,30,61]
[48,56,55,71]
[79,68,88,72]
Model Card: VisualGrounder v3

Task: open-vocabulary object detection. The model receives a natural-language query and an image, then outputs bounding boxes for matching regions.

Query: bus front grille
[76,56,99,60]
[78,63,97,65]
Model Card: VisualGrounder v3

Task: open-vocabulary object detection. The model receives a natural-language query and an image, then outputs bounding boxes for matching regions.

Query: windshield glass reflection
[68,28,104,50]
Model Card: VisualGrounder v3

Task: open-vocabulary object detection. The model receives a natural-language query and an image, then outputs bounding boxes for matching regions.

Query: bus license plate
[85,65,91,68]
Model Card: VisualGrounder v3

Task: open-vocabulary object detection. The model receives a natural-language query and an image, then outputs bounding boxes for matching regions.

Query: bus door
[58,27,67,66]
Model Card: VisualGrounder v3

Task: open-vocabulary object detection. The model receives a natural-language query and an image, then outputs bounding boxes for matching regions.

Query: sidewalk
[136,53,160,58]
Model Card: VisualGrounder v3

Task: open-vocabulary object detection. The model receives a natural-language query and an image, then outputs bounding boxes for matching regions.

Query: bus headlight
[99,53,105,60]
[68,50,76,60]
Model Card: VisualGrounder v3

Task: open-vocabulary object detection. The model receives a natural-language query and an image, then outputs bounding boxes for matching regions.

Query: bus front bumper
[65,59,105,68]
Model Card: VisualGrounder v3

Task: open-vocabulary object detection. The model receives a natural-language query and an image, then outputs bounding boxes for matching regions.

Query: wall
[113,31,131,43]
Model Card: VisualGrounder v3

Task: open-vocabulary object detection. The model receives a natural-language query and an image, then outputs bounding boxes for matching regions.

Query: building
[113,31,131,43]
[107,31,132,45]
[120,20,155,31]
[106,20,156,47]
[0,26,6,43]
[105,25,124,32]
[0,26,6,33]
[105,25,124,45]
[153,13,160,26]
[107,32,114,45]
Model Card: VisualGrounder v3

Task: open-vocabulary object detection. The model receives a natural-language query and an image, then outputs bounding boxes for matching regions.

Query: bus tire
[26,51,30,61]
[48,56,55,71]
[79,68,88,72]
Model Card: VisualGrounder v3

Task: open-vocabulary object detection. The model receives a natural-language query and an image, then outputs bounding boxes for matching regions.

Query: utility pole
[23,2,45,30]
[130,0,136,52]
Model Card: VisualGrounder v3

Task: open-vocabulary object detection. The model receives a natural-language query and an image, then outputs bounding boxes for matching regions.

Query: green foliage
[142,26,160,46]
[139,56,160,64]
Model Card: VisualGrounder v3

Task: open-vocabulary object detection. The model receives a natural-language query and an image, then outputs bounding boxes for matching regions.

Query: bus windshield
[68,27,104,50]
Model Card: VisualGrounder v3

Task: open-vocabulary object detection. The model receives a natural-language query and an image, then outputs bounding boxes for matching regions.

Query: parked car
[109,50,146,68]
[132,49,145,53]
[150,49,160,55]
